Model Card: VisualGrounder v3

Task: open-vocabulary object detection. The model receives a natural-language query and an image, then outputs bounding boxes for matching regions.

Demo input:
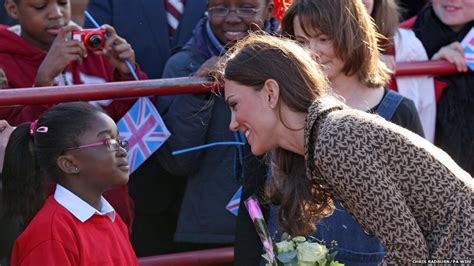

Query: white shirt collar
[54,184,116,223]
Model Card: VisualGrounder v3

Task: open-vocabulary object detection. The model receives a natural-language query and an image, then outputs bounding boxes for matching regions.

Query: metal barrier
[0,77,213,106]
[138,247,233,266]
[0,60,466,106]
[395,60,459,76]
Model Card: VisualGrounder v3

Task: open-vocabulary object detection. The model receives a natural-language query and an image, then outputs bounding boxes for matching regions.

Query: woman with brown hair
[281,0,423,135]
[276,0,423,263]
[219,33,473,264]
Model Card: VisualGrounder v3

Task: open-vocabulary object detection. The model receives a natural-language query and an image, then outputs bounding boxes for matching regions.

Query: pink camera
[71,29,106,51]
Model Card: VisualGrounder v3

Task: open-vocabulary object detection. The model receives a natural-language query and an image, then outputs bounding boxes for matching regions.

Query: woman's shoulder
[393,95,418,118]
[391,95,425,137]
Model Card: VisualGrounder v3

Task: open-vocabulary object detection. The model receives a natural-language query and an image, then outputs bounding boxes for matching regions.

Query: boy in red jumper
[0,0,147,125]
[3,102,137,265]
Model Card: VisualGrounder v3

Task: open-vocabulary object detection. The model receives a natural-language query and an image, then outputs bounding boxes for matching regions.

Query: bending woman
[219,33,473,264]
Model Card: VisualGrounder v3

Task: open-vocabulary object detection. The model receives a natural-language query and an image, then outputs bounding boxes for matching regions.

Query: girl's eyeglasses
[63,139,129,153]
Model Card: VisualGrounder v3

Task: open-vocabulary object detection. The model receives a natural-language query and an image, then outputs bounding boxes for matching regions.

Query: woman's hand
[35,25,87,86]
[432,41,468,72]
[194,56,220,77]
[95,25,137,77]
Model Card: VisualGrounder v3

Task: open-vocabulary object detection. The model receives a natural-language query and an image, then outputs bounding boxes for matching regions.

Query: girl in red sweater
[0,0,144,232]
[2,102,137,265]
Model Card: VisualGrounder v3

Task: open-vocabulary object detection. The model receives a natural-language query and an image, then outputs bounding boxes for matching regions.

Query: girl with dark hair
[2,102,137,265]
[219,33,473,264]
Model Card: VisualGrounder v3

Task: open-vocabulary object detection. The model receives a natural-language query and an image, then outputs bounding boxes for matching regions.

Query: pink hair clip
[29,120,48,136]
[30,120,38,136]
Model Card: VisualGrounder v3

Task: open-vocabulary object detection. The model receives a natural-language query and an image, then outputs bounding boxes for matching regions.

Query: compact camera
[71,29,106,51]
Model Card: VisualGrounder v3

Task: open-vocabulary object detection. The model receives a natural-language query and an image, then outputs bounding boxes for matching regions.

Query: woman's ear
[263,79,280,109]
[57,154,80,175]
[4,0,20,20]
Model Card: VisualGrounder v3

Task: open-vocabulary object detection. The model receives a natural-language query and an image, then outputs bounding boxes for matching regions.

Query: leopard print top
[304,97,473,265]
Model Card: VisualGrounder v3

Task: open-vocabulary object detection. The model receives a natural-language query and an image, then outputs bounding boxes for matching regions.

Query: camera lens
[87,34,103,49]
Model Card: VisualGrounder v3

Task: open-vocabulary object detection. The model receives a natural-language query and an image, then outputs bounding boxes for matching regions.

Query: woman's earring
[74,167,79,173]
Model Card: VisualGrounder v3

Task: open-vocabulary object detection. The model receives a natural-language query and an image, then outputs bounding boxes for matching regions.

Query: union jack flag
[226,186,242,216]
[461,27,474,70]
[117,98,171,174]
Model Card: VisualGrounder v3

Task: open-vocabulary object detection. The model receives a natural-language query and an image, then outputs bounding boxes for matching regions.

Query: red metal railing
[395,60,459,76]
[0,77,213,106]
[0,60,467,107]
[138,247,233,266]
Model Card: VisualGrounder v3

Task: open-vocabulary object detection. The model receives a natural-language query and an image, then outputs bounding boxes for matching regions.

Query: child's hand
[194,56,220,77]
[432,42,468,72]
[35,25,88,86]
[96,25,136,77]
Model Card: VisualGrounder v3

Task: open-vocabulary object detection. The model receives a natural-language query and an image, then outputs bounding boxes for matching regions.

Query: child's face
[66,113,129,192]
[432,0,474,32]
[293,16,344,83]
[207,0,273,45]
[5,0,71,50]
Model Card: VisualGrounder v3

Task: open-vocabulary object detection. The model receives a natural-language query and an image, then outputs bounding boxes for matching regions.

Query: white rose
[276,240,295,253]
[296,242,328,266]
[292,236,307,243]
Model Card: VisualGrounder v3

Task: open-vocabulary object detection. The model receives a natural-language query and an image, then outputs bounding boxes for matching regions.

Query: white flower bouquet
[263,234,344,266]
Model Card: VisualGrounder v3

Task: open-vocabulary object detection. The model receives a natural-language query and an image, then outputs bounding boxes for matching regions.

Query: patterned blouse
[304,96,473,264]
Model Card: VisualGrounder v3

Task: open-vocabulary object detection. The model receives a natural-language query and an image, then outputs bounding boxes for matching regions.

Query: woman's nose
[310,51,321,62]
[229,113,239,131]
[309,42,322,61]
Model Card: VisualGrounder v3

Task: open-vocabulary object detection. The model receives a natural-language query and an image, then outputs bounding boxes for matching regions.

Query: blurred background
[71,0,88,26]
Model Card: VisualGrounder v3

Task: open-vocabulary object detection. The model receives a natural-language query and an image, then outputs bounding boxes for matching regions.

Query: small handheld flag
[461,27,474,71]
[117,98,171,174]
[226,185,243,216]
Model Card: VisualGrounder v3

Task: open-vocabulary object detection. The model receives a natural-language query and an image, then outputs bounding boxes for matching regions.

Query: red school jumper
[11,196,137,266]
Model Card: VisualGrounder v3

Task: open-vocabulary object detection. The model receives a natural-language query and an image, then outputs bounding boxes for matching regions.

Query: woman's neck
[277,110,306,156]
[330,75,384,111]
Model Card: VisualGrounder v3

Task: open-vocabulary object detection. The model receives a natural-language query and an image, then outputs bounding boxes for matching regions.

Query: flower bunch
[264,234,344,266]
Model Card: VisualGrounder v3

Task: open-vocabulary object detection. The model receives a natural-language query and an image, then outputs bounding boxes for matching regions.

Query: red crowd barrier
[137,247,233,266]
[0,77,213,106]
[395,60,459,76]
[0,60,468,107]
